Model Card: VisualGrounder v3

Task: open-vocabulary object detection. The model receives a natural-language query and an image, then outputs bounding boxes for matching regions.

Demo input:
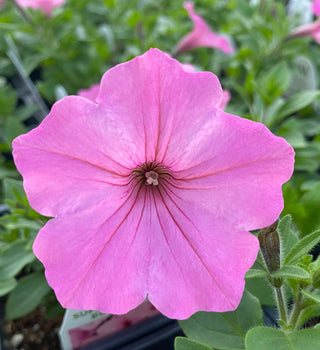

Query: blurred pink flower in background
[313,0,320,16]
[77,63,195,103]
[219,89,231,110]
[78,84,100,102]
[15,0,65,16]
[290,20,320,44]
[78,72,231,110]
[174,2,234,55]
[13,49,294,320]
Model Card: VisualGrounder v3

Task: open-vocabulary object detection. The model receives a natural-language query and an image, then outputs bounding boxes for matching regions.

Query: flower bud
[258,221,281,273]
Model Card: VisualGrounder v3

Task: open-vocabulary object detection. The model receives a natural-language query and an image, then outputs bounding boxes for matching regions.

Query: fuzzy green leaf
[302,291,320,304]
[179,291,262,350]
[245,269,268,279]
[284,229,320,265]
[174,337,213,350]
[272,265,310,280]
[245,326,320,350]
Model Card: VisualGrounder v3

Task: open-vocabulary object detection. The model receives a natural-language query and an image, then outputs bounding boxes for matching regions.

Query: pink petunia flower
[313,0,320,17]
[219,89,231,110]
[15,0,65,16]
[290,20,320,44]
[174,2,234,55]
[78,84,101,102]
[12,49,294,320]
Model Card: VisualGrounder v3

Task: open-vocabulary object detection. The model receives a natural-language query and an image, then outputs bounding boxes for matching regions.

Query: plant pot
[80,314,183,350]
[0,297,5,350]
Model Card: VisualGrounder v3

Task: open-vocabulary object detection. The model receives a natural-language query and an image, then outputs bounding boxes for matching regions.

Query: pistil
[145,170,159,186]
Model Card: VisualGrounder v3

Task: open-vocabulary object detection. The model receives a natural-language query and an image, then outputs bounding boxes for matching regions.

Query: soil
[3,307,63,350]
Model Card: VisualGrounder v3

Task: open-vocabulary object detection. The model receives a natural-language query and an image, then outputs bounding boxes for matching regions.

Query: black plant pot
[81,314,183,350]
[0,297,6,350]
[80,307,278,350]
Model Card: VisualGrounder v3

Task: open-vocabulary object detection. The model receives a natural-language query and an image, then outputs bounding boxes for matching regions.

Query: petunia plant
[1,0,320,349]
[12,48,295,320]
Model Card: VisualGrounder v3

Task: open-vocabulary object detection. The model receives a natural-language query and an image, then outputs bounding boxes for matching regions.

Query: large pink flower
[290,20,320,44]
[174,2,234,55]
[12,49,294,320]
[313,0,320,17]
[15,0,65,16]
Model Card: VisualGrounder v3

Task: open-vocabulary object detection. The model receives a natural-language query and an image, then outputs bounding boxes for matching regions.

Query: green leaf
[4,217,42,231]
[276,90,320,121]
[245,269,268,279]
[174,337,213,350]
[245,274,275,306]
[284,229,320,265]
[302,290,320,304]
[277,215,299,258]
[4,117,27,148]
[0,278,17,297]
[299,183,320,234]
[258,61,290,102]
[179,291,263,350]
[0,241,35,279]
[3,178,25,202]
[5,272,51,319]
[297,304,320,329]
[245,326,320,350]
[272,265,310,280]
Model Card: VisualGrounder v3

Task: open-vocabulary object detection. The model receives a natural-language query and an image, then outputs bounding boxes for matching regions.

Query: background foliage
[0,0,320,348]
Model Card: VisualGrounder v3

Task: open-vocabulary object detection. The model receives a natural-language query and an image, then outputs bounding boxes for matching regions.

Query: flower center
[145,170,159,186]
[131,161,172,187]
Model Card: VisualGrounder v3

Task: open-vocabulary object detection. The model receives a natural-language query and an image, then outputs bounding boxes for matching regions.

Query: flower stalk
[258,221,289,328]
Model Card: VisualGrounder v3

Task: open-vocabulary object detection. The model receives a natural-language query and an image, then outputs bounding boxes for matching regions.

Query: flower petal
[147,187,259,319]
[78,83,100,102]
[313,0,320,17]
[33,185,149,314]
[12,97,136,216]
[290,20,320,44]
[34,182,259,320]
[97,48,222,162]
[174,2,234,55]
[15,0,65,16]
[170,111,294,230]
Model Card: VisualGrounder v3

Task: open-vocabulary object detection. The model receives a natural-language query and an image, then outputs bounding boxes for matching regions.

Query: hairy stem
[274,286,288,327]
[288,293,303,331]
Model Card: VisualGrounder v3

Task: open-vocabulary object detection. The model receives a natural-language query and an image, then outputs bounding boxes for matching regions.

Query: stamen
[145,171,159,186]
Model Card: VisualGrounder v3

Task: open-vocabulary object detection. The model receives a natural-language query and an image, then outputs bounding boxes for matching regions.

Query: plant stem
[5,36,49,121]
[274,286,288,327]
[288,293,303,331]
[13,1,34,26]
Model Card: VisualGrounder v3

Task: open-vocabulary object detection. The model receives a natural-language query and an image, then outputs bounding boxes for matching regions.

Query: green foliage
[174,337,213,350]
[284,229,320,265]
[0,178,50,319]
[5,271,51,319]
[179,291,263,349]
[271,265,311,280]
[245,327,320,350]
[0,0,319,342]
